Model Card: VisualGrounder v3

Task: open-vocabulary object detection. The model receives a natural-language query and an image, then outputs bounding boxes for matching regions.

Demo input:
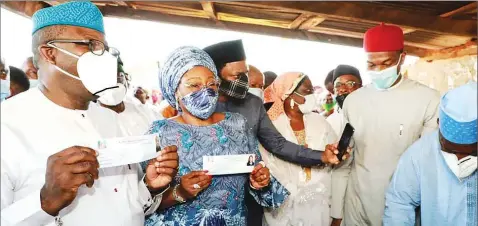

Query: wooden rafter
[288,14,313,29]
[309,26,443,50]
[440,2,477,18]
[298,16,325,30]
[201,2,217,21]
[224,1,477,37]
[99,6,429,57]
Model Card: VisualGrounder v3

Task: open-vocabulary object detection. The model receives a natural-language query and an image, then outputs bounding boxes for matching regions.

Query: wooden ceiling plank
[217,12,290,29]
[225,1,476,37]
[440,2,477,18]
[200,1,217,21]
[116,1,129,7]
[100,6,428,57]
[288,14,312,29]
[298,16,325,30]
[133,4,208,19]
[2,1,48,17]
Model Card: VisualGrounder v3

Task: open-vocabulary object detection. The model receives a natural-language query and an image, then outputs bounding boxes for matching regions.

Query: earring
[290,99,295,109]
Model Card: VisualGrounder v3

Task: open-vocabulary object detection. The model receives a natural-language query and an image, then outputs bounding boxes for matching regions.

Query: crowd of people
[0,2,476,226]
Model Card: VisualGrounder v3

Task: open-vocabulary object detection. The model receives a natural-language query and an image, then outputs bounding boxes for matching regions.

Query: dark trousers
[245,189,263,226]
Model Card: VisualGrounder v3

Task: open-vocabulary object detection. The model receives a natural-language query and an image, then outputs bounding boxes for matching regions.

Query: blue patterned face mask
[179,88,218,120]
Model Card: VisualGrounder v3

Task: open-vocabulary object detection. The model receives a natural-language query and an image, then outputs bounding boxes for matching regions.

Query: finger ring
[193,184,201,189]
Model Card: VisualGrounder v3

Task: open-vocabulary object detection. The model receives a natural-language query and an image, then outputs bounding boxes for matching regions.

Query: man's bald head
[248,65,264,89]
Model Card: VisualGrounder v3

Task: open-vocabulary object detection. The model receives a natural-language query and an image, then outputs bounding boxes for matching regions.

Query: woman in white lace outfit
[261,72,338,226]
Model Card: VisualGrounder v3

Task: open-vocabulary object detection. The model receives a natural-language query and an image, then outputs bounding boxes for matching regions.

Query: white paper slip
[203,154,256,175]
[89,134,159,168]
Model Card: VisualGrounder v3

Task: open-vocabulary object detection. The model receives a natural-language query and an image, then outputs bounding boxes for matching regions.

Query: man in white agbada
[0,2,179,225]
[330,23,440,226]
[383,82,477,226]
[95,56,161,136]
[326,65,362,137]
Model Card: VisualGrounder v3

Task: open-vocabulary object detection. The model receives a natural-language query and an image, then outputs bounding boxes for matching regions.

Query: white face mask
[248,88,264,100]
[294,92,317,114]
[29,79,40,88]
[441,151,477,180]
[98,83,127,106]
[368,58,401,90]
[48,44,118,97]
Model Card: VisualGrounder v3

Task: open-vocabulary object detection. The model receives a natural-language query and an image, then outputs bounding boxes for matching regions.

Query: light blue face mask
[1,79,11,101]
[29,79,40,89]
[368,57,402,90]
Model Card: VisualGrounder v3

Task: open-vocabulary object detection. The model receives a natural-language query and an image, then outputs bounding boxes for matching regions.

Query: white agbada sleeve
[1,124,55,226]
[330,103,353,219]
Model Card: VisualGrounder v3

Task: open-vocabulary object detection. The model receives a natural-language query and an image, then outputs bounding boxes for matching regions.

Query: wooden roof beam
[201,1,217,21]
[289,14,313,29]
[226,1,477,37]
[440,2,477,18]
[298,16,325,30]
[1,1,49,17]
[100,6,428,57]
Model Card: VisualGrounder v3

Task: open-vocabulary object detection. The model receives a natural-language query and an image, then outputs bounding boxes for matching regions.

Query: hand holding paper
[145,145,179,191]
[250,163,270,190]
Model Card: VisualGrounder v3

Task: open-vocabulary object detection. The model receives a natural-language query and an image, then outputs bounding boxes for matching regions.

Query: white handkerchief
[89,134,159,168]
[203,154,256,175]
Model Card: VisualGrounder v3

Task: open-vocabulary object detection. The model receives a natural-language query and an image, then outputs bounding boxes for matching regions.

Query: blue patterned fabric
[439,81,477,144]
[32,1,104,34]
[466,172,477,226]
[144,113,289,226]
[383,130,477,226]
[159,46,218,110]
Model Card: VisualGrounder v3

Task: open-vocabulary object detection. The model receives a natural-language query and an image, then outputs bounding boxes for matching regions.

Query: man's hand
[322,143,351,165]
[250,162,271,189]
[40,146,99,216]
[145,145,179,191]
[331,218,342,226]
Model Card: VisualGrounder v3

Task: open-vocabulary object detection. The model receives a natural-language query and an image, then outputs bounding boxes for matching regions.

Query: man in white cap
[1,2,177,225]
[383,82,477,226]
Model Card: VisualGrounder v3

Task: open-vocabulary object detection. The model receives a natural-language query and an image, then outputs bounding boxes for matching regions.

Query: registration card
[89,134,159,168]
[203,154,256,175]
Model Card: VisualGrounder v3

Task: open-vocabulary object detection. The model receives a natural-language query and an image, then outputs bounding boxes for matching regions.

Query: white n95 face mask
[458,155,477,179]
[441,151,477,180]
[294,92,317,114]
[98,83,127,106]
[248,88,264,100]
[48,44,118,97]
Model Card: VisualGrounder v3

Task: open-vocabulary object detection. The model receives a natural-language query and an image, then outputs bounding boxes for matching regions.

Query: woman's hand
[177,171,212,200]
[249,162,270,190]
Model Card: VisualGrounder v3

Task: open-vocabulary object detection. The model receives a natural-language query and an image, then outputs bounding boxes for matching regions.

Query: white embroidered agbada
[261,72,338,226]
[1,88,161,226]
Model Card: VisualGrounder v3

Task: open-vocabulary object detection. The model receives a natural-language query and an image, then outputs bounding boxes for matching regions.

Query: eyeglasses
[47,39,120,56]
[334,81,360,89]
[183,81,220,91]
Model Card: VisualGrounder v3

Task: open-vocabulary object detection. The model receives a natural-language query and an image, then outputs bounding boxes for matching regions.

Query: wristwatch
[172,184,186,203]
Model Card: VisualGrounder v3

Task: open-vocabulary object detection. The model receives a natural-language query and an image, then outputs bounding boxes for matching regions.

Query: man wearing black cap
[204,40,343,226]
[327,65,362,136]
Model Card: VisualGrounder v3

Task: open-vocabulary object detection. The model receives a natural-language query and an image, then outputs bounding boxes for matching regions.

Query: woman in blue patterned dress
[144,46,289,226]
